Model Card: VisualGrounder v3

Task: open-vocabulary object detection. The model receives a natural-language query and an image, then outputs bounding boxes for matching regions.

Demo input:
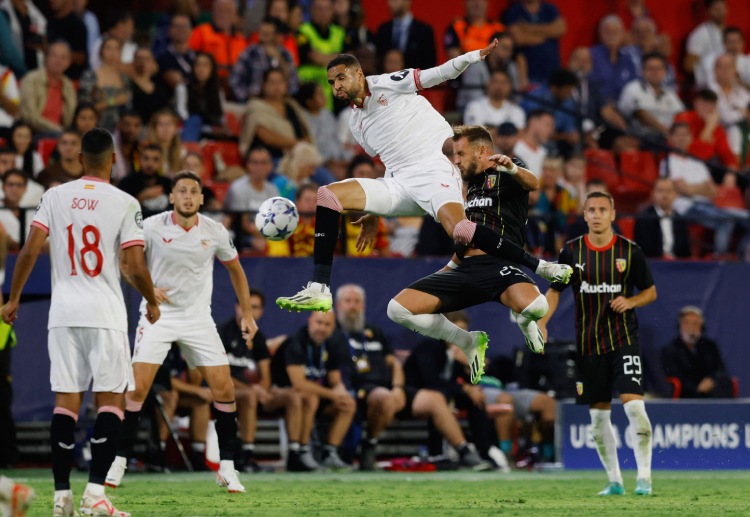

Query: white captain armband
[496,162,518,175]
[446,260,459,270]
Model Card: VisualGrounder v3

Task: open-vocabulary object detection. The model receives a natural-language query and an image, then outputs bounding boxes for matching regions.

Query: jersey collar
[81,175,108,183]
[585,234,617,252]
[171,211,199,232]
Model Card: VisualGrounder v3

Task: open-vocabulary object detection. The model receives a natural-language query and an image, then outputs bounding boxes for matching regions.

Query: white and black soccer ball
[255,197,299,241]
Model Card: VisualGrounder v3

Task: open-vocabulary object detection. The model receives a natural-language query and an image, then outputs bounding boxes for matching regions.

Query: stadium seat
[37,137,58,166]
[204,180,231,205]
[666,376,739,399]
[583,149,619,192]
[613,151,657,213]
[618,216,635,240]
[201,141,242,182]
[225,112,241,137]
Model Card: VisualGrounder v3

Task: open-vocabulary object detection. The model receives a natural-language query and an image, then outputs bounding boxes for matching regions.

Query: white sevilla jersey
[140,211,238,318]
[32,176,144,331]
[348,69,453,172]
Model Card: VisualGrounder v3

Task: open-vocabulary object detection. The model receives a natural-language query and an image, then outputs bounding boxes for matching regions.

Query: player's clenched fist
[1,301,19,324]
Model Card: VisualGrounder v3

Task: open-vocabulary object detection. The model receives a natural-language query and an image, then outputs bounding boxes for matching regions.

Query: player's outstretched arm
[122,245,160,324]
[1,227,47,324]
[223,259,258,344]
[418,39,498,89]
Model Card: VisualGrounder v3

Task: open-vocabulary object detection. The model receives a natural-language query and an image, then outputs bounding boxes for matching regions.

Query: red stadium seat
[618,216,635,240]
[204,180,231,205]
[37,138,58,166]
[201,141,242,182]
[225,112,241,136]
[584,149,619,192]
[183,141,201,156]
[613,151,657,213]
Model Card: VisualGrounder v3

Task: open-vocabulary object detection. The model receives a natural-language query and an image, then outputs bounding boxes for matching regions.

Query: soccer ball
[255,197,299,241]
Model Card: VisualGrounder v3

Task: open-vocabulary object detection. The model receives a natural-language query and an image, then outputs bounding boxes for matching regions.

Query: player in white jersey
[277,43,572,382]
[105,171,258,494]
[1,128,160,517]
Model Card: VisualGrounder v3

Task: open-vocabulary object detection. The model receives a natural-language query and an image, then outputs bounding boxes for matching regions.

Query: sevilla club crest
[615,258,627,273]
[201,239,210,250]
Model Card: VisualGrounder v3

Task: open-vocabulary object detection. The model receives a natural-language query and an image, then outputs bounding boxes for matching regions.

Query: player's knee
[453,219,476,245]
[317,185,343,212]
[387,299,412,325]
[522,294,549,320]
[624,400,651,433]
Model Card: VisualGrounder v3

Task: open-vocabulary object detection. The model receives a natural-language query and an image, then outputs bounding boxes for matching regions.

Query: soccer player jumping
[276,40,572,314]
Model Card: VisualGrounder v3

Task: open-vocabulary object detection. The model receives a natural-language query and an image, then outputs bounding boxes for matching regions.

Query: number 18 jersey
[32,176,144,331]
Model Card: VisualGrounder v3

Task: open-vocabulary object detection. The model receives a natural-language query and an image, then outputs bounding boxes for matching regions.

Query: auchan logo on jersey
[466,197,493,208]
[579,281,622,294]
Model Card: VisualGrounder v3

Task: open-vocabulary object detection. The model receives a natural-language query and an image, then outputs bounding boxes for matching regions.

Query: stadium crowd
[0,0,746,476]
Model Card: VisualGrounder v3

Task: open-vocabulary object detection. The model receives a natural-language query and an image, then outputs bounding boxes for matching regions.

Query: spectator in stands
[503,0,565,86]
[444,0,504,111]
[146,108,184,176]
[78,36,131,132]
[72,0,100,68]
[381,48,404,74]
[19,41,75,135]
[629,16,675,88]
[70,102,99,137]
[36,129,83,188]
[130,47,172,127]
[91,11,137,72]
[728,101,750,169]
[266,182,318,257]
[231,17,298,105]
[9,121,42,178]
[297,0,346,110]
[156,13,195,92]
[46,0,88,80]
[696,26,750,90]
[239,68,312,158]
[374,0,436,71]
[0,168,34,248]
[332,0,373,52]
[493,121,519,156]
[562,154,587,207]
[660,306,734,398]
[618,52,685,141]
[259,0,300,66]
[589,15,641,105]
[271,310,356,470]
[152,0,201,59]
[401,312,489,468]
[217,290,274,473]
[296,81,350,180]
[464,69,525,129]
[112,109,142,182]
[181,52,226,142]
[534,157,576,254]
[660,121,735,256]
[566,46,628,150]
[333,284,405,470]
[522,69,579,158]
[118,143,172,218]
[513,109,554,175]
[634,178,691,259]
[1,0,46,74]
[0,64,19,140]
[711,54,750,128]
[189,0,247,87]
[674,89,739,171]
[684,0,727,75]
[274,142,323,201]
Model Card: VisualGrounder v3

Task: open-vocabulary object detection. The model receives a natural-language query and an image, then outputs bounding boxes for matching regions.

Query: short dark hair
[669,121,691,134]
[295,81,321,107]
[142,143,163,155]
[723,26,743,40]
[347,154,375,177]
[452,124,494,147]
[171,170,202,189]
[120,109,142,121]
[261,16,285,33]
[327,54,360,70]
[548,69,578,87]
[81,128,114,166]
[0,146,15,156]
[705,0,724,7]
[585,190,615,208]
[295,182,319,201]
[250,288,266,307]
[641,52,667,68]
[695,89,719,103]
[527,109,554,122]
[3,169,27,185]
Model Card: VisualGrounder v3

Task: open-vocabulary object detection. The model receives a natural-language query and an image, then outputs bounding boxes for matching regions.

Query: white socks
[589,408,623,485]
[514,294,548,331]
[387,300,474,352]
[219,459,235,472]
[84,482,104,497]
[624,400,652,481]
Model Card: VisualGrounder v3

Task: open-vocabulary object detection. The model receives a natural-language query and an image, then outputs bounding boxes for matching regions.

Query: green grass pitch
[5,469,750,516]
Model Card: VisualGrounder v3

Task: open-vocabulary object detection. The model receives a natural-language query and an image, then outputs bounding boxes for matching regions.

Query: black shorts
[407,255,535,312]
[575,345,645,405]
[354,382,388,420]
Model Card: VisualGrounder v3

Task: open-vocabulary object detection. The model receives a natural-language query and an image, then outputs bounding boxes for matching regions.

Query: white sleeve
[31,190,52,234]
[511,106,526,130]
[418,50,483,89]
[463,100,480,125]
[120,197,145,249]
[371,69,421,94]
[727,125,741,156]
[617,82,638,116]
[686,27,705,56]
[215,224,238,263]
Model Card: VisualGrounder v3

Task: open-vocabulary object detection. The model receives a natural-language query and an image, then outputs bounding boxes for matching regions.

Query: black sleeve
[252,330,270,362]
[216,319,232,352]
[660,342,699,398]
[549,245,573,292]
[117,175,140,198]
[630,244,655,291]
[374,326,393,356]
[283,336,306,366]
[443,25,460,53]
[325,333,349,372]
[512,156,528,170]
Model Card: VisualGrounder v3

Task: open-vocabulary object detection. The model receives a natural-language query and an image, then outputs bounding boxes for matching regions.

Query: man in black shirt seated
[271,311,356,470]
[334,284,406,471]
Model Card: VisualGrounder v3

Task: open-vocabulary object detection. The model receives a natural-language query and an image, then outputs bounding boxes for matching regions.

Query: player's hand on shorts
[479,38,498,61]
[145,302,160,324]
[609,296,634,313]
[352,214,379,252]
[154,287,172,305]
[241,316,259,345]
[1,301,19,324]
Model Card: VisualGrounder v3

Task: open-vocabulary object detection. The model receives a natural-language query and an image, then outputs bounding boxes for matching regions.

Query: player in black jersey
[538,191,657,497]
[388,125,569,385]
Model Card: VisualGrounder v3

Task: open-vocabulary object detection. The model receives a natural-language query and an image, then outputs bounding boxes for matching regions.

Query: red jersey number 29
[67,224,103,277]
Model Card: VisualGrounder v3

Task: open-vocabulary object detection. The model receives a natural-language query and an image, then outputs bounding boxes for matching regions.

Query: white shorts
[132,315,228,368]
[49,327,134,393]
[356,155,463,221]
